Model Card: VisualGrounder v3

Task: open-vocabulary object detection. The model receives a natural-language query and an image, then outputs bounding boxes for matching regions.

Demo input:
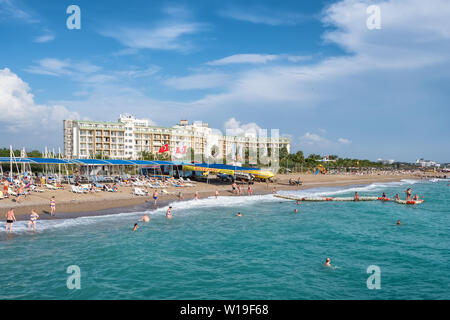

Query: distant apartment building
[63,114,290,163]
[415,158,440,168]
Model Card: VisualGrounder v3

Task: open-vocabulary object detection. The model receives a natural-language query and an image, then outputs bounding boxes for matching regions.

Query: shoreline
[2,174,427,221]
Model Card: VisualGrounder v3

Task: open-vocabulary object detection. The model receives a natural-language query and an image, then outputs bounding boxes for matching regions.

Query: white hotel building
[63,114,290,162]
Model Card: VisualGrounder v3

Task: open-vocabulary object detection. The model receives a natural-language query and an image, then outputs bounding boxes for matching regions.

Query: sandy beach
[0,172,430,221]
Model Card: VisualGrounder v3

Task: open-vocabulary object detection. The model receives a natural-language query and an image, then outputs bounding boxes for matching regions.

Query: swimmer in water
[324,258,331,267]
[354,192,360,201]
[381,192,387,199]
[296,200,300,205]
[237,212,242,217]
[396,220,401,225]
[413,194,419,201]
[132,223,138,231]
[141,214,150,223]
[166,206,173,219]
[395,194,400,201]
[294,209,298,213]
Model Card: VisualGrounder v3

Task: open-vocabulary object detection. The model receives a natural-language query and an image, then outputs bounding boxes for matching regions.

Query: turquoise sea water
[0,179,449,300]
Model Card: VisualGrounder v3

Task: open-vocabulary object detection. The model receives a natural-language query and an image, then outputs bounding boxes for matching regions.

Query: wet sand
[0,173,428,221]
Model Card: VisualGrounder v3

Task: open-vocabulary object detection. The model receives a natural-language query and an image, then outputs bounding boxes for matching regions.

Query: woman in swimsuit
[153,190,158,205]
[166,207,173,219]
[27,209,39,231]
[50,196,56,216]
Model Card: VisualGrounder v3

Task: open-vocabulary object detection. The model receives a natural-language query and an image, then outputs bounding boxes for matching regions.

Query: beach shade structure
[181,163,274,180]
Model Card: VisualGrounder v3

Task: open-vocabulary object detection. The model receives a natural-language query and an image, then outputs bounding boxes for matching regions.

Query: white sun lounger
[30,185,44,193]
[133,187,148,196]
[71,185,84,194]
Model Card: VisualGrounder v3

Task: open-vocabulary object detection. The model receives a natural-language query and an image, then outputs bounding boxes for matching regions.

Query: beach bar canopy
[182,163,261,175]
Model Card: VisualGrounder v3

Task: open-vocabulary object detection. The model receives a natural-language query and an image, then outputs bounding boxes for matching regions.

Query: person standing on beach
[50,196,56,216]
[153,190,158,205]
[272,187,277,194]
[247,185,252,196]
[215,190,219,199]
[5,209,16,233]
[237,185,241,196]
[194,191,199,200]
[178,191,183,200]
[27,209,39,231]
[232,183,236,195]
[3,180,9,198]
[16,185,24,203]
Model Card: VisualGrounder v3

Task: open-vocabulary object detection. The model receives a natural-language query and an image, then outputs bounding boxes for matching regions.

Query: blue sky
[0,0,449,162]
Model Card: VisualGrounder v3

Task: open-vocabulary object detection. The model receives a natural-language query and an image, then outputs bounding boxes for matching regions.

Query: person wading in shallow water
[27,209,39,231]
[5,208,16,233]
[166,206,173,219]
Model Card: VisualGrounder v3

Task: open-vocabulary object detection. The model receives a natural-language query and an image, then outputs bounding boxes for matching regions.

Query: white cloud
[206,54,310,66]
[338,138,351,144]
[0,68,79,132]
[300,132,351,147]
[100,22,207,52]
[164,73,230,90]
[114,66,160,79]
[207,54,280,65]
[300,132,330,146]
[223,118,263,137]
[26,58,101,77]
[33,33,55,43]
[0,0,38,23]
[218,6,309,26]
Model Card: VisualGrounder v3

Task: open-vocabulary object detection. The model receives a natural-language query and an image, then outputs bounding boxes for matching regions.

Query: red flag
[158,143,169,154]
